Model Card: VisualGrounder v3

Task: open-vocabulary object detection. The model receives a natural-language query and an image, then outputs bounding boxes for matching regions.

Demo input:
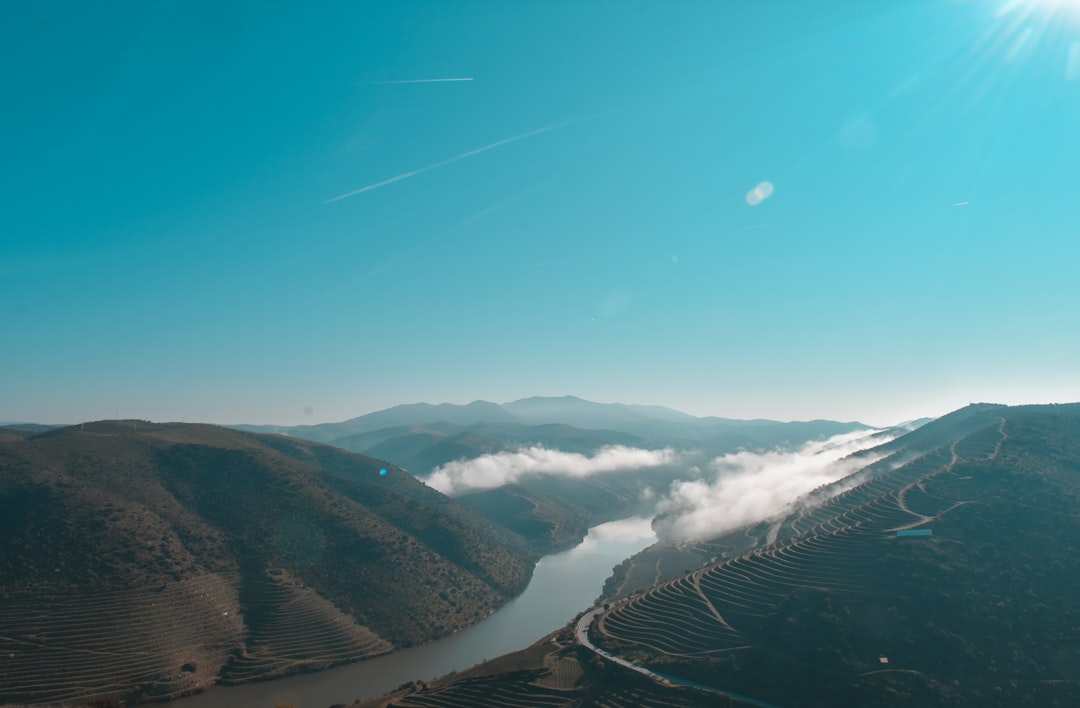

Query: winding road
[575,608,781,708]
[573,419,1011,707]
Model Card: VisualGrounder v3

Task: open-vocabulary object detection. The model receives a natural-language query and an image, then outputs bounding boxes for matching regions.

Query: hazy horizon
[2,393,1059,432]
[4,2,1077,431]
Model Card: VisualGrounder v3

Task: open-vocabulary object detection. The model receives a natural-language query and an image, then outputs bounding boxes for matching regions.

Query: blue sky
[3,1,1078,427]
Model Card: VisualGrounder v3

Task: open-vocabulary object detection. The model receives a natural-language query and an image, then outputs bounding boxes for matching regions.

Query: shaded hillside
[355,404,1080,707]
[346,422,649,477]
[364,431,503,475]
[327,420,672,554]
[0,421,534,706]
[455,485,594,555]
[589,403,1080,706]
[453,463,683,556]
[0,422,64,435]
[321,423,461,456]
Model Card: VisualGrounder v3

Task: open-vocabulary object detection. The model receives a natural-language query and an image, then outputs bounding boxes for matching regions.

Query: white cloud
[424,445,678,495]
[589,515,656,542]
[575,515,657,551]
[652,429,893,544]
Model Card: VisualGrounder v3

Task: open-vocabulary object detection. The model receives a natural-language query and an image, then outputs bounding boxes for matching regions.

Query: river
[168,516,656,708]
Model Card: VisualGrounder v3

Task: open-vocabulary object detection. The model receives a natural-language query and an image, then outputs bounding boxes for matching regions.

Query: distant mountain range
[233,395,873,475]
[234,397,876,555]
[0,421,535,706]
[233,395,871,448]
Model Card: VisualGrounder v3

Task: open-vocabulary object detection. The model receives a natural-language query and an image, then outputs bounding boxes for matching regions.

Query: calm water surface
[169,516,656,708]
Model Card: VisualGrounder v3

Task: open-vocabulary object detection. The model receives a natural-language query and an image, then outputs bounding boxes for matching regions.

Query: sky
[3,1,1079,428]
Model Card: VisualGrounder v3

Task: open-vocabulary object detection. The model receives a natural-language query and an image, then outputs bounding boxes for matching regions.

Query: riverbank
[168,516,656,708]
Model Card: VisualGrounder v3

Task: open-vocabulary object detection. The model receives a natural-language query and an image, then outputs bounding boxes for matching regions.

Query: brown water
[167,516,656,708]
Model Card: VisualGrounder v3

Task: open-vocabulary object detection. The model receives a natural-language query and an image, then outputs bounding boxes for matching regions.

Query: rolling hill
[361,403,1080,707]
[338,422,647,477]
[0,421,535,706]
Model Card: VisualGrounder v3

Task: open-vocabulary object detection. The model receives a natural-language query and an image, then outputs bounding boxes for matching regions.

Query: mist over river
[169,516,656,708]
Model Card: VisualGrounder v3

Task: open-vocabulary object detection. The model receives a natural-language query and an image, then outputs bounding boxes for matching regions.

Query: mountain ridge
[231,396,874,444]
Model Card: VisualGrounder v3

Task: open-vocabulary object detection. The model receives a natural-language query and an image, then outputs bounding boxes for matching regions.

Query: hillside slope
[362,404,1080,707]
[589,403,1080,706]
[0,421,534,706]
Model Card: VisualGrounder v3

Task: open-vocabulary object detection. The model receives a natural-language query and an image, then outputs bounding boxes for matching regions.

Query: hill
[233,396,871,450]
[231,398,870,556]
[335,422,648,477]
[0,422,64,442]
[0,421,534,706]
[324,421,663,554]
[360,403,1080,707]
[233,401,518,442]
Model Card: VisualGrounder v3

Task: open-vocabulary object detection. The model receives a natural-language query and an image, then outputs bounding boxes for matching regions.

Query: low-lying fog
[424,444,678,495]
[424,429,895,545]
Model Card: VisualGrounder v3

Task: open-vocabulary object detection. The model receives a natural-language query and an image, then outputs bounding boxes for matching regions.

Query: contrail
[370,77,474,84]
[951,201,969,207]
[324,122,569,204]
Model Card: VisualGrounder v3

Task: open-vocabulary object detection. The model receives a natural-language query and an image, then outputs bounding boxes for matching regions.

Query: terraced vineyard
[221,572,393,683]
[0,573,243,705]
[367,628,722,708]
[531,657,584,691]
[0,421,535,706]
[590,407,1010,683]
[392,671,571,708]
[587,687,721,708]
[389,675,703,708]
[378,640,588,708]
[600,572,748,655]
[0,569,397,705]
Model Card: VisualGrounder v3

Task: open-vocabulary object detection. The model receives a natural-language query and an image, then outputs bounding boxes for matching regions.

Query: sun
[990,0,1080,78]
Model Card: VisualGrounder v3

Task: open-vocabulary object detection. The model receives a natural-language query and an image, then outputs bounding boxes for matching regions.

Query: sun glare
[991,0,1080,78]
[998,0,1080,24]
